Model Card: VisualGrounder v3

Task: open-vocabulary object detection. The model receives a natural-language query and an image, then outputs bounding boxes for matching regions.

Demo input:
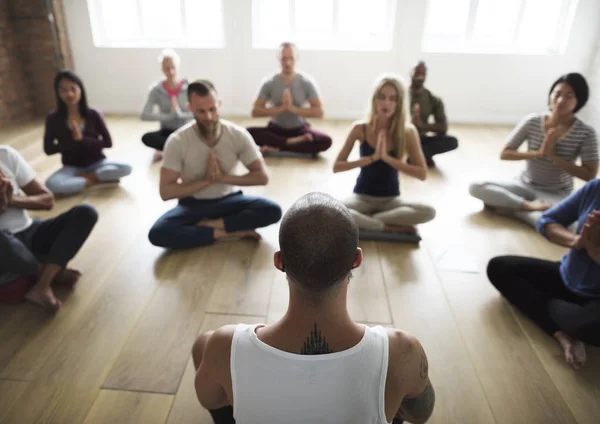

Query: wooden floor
[1,116,599,424]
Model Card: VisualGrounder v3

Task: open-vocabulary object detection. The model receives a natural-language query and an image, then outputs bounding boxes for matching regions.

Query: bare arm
[251,98,284,118]
[500,147,543,161]
[333,124,373,173]
[291,98,324,119]
[219,158,269,186]
[194,329,232,410]
[158,167,213,201]
[544,223,578,248]
[395,338,435,424]
[8,179,54,211]
[549,158,597,182]
[382,126,427,181]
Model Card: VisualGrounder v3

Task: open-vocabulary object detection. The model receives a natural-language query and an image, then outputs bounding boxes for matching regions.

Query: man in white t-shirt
[148,80,282,249]
[191,193,435,424]
[0,145,97,311]
[247,42,332,156]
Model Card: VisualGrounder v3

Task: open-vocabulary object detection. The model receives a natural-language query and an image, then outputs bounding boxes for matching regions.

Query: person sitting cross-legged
[0,145,98,312]
[487,178,600,370]
[148,80,282,249]
[247,42,332,156]
[192,192,435,424]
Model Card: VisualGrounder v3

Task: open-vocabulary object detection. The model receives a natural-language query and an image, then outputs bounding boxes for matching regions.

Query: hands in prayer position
[411,104,423,130]
[281,88,293,112]
[71,120,83,141]
[573,210,600,264]
[205,151,223,183]
[0,171,13,213]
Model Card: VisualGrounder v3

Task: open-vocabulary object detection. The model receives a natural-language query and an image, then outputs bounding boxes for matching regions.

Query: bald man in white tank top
[192,192,435,424]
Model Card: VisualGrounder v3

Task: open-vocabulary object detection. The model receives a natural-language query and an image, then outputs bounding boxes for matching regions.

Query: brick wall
[0,0,72,127]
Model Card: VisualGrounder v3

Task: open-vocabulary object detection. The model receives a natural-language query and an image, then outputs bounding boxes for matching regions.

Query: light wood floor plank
[83,390,173,424]
[206,240,275,316]
[514,310,600,424]
[166,313,264,424]
[440,271,577,424]
[378,243,496,424]
[347,241,393,324]
[0,379,30,422]
[103,244,230,393]
[0,382,99,424]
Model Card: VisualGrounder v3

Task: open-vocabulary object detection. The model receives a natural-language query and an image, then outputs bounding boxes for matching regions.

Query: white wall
[64,0,600,125]
[584,40,600,130]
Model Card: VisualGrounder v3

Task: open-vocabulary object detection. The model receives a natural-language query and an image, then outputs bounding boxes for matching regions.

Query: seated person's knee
[423,206,436,222]
[148,223,170,247]
[468,182,485,197]
[70,204,99,226]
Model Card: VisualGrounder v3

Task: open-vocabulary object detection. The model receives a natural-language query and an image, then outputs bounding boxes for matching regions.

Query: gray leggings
[342,194,436,231]
[46,159,132,196]
[469,179,568,227]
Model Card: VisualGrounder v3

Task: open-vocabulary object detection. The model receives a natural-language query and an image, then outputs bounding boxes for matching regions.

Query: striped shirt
[506,113,598,193]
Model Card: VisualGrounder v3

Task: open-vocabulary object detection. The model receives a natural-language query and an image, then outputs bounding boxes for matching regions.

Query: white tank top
[231,323,392,424]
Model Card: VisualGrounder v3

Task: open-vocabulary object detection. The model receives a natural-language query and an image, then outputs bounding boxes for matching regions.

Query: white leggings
[469,179,569,228]
[342,194,436,231]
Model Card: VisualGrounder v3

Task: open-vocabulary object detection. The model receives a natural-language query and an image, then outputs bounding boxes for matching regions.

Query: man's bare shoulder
[385,328,426,378]
[203,325,237,362]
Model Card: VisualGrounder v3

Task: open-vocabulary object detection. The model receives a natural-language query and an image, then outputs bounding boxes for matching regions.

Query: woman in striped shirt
[469,73,598,228]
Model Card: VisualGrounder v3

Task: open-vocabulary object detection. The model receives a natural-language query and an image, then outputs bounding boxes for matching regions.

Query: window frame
[422,0,579,55]
[87,0,226,49]
[251,0,397,51]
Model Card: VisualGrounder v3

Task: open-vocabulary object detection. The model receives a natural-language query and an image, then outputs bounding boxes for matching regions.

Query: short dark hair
[279,192,359,299]
[549,72,589,114]
[187,79,217,101]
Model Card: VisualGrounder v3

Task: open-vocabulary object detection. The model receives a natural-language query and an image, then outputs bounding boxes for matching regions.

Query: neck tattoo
[300,323,332,355]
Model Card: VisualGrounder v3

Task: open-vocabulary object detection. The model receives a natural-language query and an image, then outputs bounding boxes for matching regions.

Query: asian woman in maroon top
[44,70,132,196]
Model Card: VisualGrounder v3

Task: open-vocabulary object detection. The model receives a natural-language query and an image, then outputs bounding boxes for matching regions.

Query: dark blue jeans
[148,191,282,249]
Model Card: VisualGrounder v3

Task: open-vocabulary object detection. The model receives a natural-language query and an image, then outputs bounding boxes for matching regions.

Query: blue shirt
[536,178,600,298]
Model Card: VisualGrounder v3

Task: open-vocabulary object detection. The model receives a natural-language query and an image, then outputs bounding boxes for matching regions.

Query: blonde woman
[141,49,193,161]
[333,74,435,234]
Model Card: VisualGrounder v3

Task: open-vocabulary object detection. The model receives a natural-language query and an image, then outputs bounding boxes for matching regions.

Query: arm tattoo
[395,381,435,423]
[420,348,429,380]
[300,323,332,355]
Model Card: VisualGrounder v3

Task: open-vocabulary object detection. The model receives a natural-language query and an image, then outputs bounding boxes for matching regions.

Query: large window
[422,0,579,54]
[87,0,225,48]
[251,0,397,51]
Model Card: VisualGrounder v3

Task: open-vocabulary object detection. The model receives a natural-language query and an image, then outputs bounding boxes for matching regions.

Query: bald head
[411,61,427,90]
[279,192,359,296]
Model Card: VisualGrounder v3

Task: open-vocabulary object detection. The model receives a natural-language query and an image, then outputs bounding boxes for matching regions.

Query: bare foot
[196,218,225,230]
[521,199,552,212]
[260,146,280,153]
[215,229,262,242]
[153,150,164,162]
[286,134,312,145]
[384,225,417,234]
[76,172,100,188]
[54,269,82,287]
[555,331,587,370]
[25,286,62,312]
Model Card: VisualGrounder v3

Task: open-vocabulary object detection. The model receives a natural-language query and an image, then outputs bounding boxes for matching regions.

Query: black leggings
[0,204,98,283]
[487,256,600,346]
[420,134,458,160]
[141,128,176,151]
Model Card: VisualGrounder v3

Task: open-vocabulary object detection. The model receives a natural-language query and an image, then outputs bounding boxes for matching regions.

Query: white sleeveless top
[230,323,392,424]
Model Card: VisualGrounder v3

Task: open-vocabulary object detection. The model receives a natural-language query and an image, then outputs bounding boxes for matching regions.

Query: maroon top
[43,108,112,168]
